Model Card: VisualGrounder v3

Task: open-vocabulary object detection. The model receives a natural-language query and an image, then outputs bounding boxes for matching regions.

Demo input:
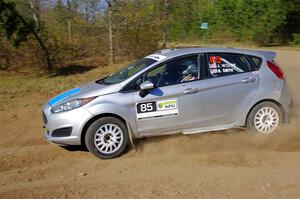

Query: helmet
[182,64,198,76]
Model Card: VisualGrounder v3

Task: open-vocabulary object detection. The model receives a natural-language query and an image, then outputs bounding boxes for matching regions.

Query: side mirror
[140,81,154,90]
[139,81,154,98]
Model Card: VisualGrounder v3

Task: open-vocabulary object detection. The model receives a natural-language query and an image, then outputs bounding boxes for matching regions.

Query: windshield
[100,58,156,84]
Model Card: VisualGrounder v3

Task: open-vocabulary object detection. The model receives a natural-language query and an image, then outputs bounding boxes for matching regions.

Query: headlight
[51,97,96,113]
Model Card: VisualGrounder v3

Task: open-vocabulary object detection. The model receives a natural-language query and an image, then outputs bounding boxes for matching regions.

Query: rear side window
[206,53,252,78]
[248,55,262,71]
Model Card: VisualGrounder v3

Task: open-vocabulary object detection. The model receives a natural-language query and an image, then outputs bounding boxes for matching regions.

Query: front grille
[52,127,73,137]
[42,111,48,124]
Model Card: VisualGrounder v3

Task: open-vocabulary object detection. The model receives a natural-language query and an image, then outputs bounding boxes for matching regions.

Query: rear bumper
[279,82,292,123]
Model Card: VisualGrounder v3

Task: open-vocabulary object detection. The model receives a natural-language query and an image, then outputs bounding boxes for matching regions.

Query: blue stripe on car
[48,88,80,106]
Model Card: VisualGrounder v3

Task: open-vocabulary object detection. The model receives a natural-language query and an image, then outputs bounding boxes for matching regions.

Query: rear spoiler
[257,50,276,61]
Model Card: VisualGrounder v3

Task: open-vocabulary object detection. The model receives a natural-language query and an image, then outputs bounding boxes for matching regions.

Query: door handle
[242,77,256,83]
[184,88,199,94]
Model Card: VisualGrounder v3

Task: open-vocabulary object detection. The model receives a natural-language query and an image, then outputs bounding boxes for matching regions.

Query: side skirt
[136,123,246,138]
[182,123,245,135]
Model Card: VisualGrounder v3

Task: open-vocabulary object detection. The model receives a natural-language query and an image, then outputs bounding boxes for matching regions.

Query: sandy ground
[0,50,299,199]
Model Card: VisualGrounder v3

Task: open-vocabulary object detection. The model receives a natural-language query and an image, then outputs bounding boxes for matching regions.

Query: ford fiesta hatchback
[42,48,291,159]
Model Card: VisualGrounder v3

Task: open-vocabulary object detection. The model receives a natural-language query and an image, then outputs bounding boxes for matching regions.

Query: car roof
[154,47,274,60]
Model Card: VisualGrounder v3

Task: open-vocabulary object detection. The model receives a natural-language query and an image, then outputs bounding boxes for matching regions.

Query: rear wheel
[85,117,129,159]
[247,101,283,134]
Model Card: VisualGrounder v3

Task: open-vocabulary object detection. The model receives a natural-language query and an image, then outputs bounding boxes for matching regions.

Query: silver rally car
[42,48,291,159]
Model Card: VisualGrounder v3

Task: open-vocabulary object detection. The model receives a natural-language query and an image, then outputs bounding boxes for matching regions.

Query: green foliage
[291,33,300,45]
[277,0,300,43]
[0,0,299,72]
[0,0,36,47]
[115,1,160,58]
[165,0,292,45]
[235,0,285,44]
[165,0,203,41]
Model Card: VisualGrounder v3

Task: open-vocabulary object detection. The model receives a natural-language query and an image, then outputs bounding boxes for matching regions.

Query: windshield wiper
[95,79,104,84]
[95,76,108,84]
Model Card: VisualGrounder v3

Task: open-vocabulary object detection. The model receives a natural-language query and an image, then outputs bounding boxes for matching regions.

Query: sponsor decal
[145,54,167,62]
[222,68,234,72]
[209,56,243,76]
[157,99,177,110]
[209,56,222,64]
[209,63,217,69]
[221,63,236,68]
[210,69,219,75]
[136,99,178,120]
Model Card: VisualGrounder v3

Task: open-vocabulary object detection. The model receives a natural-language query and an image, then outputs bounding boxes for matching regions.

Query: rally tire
[85,117,129,159]
[247,101,283,134]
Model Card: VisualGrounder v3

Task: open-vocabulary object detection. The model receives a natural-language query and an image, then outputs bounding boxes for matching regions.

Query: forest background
[0,0,299,72]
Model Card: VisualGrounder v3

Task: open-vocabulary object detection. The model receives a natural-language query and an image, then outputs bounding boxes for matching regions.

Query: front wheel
[85,117,129,159]
[247,101,283,134]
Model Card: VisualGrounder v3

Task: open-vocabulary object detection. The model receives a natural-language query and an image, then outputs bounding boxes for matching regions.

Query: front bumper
[44,131,81,145]
[42,103,93,145]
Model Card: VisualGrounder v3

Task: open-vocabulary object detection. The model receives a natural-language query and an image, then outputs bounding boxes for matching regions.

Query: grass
[0,63,124,109]
[0,63,124,92]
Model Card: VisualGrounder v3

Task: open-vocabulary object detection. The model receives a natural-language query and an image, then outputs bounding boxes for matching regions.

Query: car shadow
[60,144,136,156]
[60,145,89,152]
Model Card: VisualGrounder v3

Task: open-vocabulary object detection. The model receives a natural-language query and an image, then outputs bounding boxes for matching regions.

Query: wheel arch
[245,99,288,126]
[80,113,130,146]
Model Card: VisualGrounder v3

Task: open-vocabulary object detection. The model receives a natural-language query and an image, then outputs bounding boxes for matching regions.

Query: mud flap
[126,122,136,151]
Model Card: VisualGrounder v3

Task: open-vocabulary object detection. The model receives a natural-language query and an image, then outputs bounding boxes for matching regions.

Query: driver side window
[122,55,199,92]
[144,65,165,85]
[148,55,199,87]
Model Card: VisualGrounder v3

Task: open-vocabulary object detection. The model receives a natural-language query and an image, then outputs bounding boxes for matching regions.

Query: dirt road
[0,50,299,199]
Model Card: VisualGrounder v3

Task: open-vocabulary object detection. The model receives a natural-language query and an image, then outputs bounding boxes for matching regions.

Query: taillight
[267,61,284,79]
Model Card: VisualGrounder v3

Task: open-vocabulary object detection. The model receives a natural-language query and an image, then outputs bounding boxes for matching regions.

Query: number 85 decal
[136,101,157,113]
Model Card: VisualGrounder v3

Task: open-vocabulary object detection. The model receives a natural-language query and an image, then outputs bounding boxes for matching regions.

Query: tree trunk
[2,1,52,69]
[29,0,40,31]
[107,4,115,65]
[0,39,10,70]
[84,0,89,24]
[32,31,52,70]
[67,0,72,41]
[1,1,52,69]
[162,0,169,48]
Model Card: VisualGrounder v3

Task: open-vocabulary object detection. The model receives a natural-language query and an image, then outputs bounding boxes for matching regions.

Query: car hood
[48,81,121,107]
